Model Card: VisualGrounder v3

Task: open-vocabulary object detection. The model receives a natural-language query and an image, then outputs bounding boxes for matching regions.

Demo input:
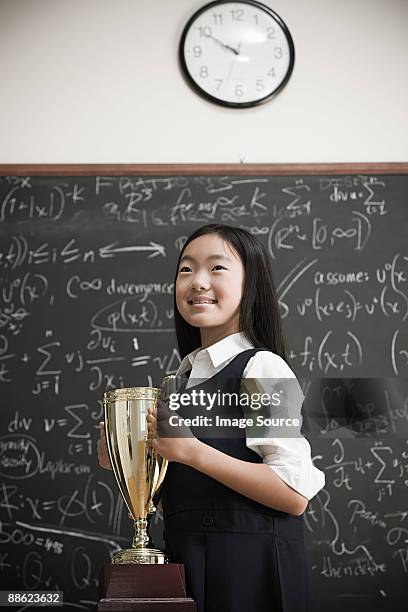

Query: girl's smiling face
[176,233,245,348]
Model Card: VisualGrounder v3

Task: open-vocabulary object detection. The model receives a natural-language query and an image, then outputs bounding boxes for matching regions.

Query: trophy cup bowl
[103,377,177,564]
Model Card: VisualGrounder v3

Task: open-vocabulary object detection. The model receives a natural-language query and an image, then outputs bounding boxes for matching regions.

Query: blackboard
[0,164,407,611]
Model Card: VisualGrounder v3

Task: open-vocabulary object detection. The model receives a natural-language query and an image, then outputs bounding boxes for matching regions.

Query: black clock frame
[179,0,295,108]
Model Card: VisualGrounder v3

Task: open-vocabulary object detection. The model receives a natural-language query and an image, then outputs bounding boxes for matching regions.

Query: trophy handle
[145,374,182,513]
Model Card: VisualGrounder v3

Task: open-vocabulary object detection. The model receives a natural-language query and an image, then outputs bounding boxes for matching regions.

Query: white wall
[0,0,407,163]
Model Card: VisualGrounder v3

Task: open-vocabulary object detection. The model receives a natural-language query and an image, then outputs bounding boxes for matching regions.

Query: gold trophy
[103,376,178,564]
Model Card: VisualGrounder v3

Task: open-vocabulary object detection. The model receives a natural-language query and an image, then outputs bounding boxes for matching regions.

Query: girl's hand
[146,399,199,465]
[97,422,113,470]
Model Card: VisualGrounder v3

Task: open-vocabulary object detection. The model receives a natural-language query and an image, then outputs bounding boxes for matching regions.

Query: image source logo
[157,378,304,439]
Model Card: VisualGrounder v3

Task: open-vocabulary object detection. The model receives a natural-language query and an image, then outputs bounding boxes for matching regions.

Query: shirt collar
[176,331,254,375]
[177,347,201,376]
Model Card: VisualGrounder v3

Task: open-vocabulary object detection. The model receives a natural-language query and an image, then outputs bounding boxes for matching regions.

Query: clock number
[200,66,209,78]
[267,26,276,39]
[274,47,283,59]
[212,13,223,25]
[215,79,223,91]
[193,45,202,58]
[235,84,244,98]
[230,8,244,21]
[253,14,259,25]
[256,79,264,92]
[267,67,276,78]
[198,26,212,37]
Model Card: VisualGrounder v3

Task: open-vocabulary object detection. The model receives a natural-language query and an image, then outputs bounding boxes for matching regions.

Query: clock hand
[205,33,239,55]
[225,58,236,86]
[225,41,240,56]
[229,41,240,55]
[225,39,241,56]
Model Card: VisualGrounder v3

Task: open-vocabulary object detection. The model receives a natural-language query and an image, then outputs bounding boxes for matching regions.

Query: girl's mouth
[188,299,218,305]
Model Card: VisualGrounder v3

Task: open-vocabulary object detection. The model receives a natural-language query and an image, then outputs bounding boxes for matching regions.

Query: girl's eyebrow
[180,254,232,264]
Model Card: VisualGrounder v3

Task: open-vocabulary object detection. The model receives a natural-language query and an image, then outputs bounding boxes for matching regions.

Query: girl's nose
[191,271,210,290]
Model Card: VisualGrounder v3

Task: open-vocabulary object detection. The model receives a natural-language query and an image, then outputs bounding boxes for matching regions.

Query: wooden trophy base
[97,563,197,611]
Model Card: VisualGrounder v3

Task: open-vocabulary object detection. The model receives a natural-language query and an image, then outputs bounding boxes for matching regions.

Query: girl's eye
[178,264,226,273]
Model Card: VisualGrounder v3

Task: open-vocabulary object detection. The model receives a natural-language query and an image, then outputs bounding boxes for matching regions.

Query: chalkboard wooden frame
[0,162,407,175]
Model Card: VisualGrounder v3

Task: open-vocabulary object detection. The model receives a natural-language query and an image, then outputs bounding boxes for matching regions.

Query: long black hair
[173,224,289,363]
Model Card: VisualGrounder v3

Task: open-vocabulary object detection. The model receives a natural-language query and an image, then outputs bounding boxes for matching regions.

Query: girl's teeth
[190,300,216,304]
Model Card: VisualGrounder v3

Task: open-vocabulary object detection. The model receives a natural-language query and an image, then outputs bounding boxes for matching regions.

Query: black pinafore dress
[160,349,317,612]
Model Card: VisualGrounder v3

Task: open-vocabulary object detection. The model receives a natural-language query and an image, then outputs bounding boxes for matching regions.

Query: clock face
[179,0,295,107]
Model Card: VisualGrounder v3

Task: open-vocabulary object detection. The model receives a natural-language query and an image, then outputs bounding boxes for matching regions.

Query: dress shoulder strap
[219,347,271,380]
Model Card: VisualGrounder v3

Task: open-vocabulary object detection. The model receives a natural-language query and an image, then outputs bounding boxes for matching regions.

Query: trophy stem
[111,513,168,565]
[132,517,150,549]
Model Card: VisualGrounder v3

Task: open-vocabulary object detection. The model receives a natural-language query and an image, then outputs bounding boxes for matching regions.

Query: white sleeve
[242,351,325,501]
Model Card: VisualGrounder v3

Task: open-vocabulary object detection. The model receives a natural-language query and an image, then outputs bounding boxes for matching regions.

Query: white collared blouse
[175,331,325,501]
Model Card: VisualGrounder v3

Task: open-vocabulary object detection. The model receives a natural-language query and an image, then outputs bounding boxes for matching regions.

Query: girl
[98,223,325,612]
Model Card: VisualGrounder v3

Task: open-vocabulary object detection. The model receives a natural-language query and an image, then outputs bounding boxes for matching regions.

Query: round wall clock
[179,0,295,108]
